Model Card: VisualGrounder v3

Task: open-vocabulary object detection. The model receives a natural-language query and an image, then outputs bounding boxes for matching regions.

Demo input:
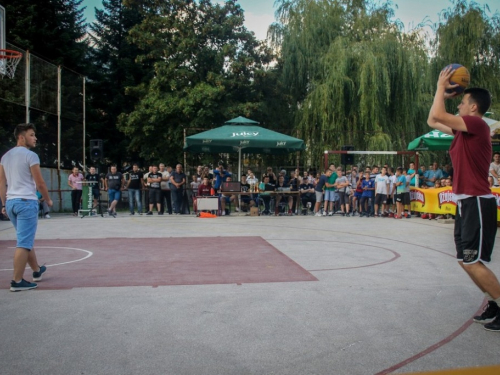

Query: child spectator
[359,172,375,217]
[335,169,350,216]
[395,167,406,219]
[190,175,200,200]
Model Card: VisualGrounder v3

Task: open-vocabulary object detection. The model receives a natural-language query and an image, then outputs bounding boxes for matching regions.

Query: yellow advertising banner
[410,187,500,221]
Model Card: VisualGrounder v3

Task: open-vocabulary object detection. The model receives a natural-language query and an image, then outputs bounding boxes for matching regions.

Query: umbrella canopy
[184,118,305,155]
[408,117,500,151]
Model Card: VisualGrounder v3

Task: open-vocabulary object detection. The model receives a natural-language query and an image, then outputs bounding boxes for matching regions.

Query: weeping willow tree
[431,0,500,115]
[270,0,433,166]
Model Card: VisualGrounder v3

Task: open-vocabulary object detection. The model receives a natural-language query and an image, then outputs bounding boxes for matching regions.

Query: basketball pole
[24,50,30,123]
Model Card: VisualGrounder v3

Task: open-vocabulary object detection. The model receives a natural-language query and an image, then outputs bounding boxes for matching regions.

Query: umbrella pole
[238,148,241,213]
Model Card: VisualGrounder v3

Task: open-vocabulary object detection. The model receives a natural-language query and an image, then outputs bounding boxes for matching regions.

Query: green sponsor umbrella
[408,117,500,151]
[184,116,305,179]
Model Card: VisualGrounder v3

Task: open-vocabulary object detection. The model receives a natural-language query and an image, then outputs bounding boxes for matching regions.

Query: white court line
[0,246,93,271]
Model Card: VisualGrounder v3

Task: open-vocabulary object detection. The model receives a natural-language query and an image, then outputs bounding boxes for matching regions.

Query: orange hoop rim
[0,49,23,59]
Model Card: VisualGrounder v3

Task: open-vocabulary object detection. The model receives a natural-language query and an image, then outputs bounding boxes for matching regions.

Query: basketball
[443,64,470,94]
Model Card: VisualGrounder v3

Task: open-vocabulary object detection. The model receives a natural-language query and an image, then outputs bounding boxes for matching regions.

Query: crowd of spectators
[26,152,497,219]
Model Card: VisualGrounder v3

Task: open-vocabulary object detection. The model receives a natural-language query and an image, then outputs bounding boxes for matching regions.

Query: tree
[431,0,500,115]
[87,0,151,166]
[271,0,433,167]
[118,0,277,164]
[3,0,88,71]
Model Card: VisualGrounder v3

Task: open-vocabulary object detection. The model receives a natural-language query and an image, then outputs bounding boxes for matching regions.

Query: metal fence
[0,42,85,170]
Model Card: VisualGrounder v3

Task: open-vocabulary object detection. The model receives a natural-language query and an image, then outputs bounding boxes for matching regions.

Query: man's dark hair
[14,123,36,139]
[494,152,500,157]
[396,167,403,173]
[464,88,491,115]
[133,163,139,167]
[110,164,117,168]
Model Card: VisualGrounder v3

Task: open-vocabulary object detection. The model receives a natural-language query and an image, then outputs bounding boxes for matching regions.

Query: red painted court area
[0,237,317,290]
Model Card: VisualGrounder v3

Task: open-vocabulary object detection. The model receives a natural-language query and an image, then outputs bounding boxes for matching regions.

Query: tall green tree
[271,0,433,166]
[119,0,276,164]
[87,0,151,166]
[431,0,500,115]
[3,0,88,71]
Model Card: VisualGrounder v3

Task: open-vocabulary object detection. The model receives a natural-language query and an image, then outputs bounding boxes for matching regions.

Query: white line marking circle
[0,246,93,271]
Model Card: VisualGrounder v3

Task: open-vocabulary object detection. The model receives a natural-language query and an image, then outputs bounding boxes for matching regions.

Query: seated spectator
[221,176,239,214]
[240,174,255,212]
[37,190,51,219]
[265,167,277,185]
[258,175,275,215]
[488,176,494,188]
[275,175,292,215]
[194,176,213,212]
[299,179,315,215]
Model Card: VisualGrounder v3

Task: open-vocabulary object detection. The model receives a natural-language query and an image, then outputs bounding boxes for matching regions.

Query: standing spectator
[347,170,358,215]
[104,165,124,217]
[288,171,299,214]
[335,168,350,216]
[159,163,173,215]
[37,190,51,219]
[143,165,153,210]
[403,168,412,218]
[395,167,406,219]
[126,163,144,215]
[387,167,397,217]
[359,172,375,217]
[324,164,338,216]
[68,166,84,216]
[190,175,200,201]
[408,162,423,187]
[425,162,443,187]
[314,169,332,216]
[0,123,53,291]
[489,152,500,186]
[146,165,162,215]
[85,166,101,209]
[170,164,186,214]
[374,166,390,217]
[195,165,203,182]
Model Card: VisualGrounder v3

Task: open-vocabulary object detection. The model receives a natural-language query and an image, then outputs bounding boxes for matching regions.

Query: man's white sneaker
[322,211,327,216]
[221,210,226,216]
[235,207,240,212]
[315,212,322,217]
[44,214,51,219]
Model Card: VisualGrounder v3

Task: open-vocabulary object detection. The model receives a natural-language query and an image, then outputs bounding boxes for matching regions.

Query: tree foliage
[271,0,433,166]
[118,0,277,164]
[87,0,151,166]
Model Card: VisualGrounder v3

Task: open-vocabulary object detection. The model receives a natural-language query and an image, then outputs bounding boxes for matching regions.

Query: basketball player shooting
[427,66,500,332]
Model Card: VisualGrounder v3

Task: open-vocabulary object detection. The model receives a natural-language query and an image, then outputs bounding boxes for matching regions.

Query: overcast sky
[81,0,499,41]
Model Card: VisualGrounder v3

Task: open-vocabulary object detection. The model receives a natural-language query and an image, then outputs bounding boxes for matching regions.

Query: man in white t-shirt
[159,163,172,214]
[0,123,53,291]
[489,152,500,186]
[374,167,389,217]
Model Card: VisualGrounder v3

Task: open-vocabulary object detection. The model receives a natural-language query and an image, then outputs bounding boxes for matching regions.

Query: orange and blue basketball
[443,64,470,94]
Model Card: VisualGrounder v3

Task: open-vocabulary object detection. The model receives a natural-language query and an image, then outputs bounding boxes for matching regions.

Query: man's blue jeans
[128,189,142,213]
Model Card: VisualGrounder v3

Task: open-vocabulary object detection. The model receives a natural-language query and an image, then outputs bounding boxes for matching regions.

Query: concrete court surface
[0,213,499,375]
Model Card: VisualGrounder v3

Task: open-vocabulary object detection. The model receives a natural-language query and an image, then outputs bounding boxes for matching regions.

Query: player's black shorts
[395,193,403,203]
[374,194,387,205]
[149,189,161,205]
[386,196,393,205]
[92,188,100,199]
[454,196,497,264]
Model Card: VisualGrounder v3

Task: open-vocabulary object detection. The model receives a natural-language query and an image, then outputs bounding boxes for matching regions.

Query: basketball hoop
[0,49,22,79]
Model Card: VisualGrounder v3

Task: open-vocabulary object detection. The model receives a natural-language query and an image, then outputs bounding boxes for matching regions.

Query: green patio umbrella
[184,116,305,179]
[408,117,500,151]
